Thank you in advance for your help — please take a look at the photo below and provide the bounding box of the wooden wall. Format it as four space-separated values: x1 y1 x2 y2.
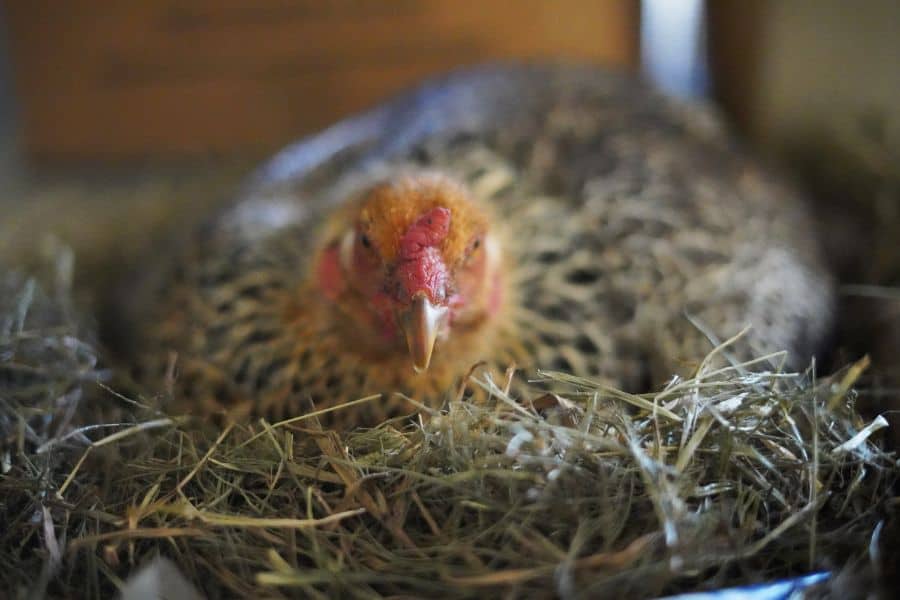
3 1 638 161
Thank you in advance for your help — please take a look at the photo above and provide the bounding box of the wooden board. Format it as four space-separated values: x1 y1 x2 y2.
4 0 638 161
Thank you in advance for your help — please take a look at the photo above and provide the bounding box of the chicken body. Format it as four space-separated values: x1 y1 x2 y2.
130 64 834 421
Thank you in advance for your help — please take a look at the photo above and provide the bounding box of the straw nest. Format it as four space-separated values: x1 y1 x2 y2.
1 252 898 599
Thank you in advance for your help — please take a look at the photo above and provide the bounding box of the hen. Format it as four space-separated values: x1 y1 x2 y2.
126 64 834 422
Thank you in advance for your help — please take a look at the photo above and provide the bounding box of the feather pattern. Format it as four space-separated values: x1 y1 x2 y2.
129 64 834 423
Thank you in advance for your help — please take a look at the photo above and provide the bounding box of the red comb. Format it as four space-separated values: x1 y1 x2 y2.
399 207 451 260
396 207 451 302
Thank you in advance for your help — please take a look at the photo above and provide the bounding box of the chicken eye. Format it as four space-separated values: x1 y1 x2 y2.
360 234 372 249
462 237 483 267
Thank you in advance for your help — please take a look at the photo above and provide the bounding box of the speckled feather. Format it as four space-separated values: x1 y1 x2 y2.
129 64 835 423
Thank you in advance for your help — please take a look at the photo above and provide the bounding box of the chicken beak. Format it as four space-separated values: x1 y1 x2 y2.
400 294 448 373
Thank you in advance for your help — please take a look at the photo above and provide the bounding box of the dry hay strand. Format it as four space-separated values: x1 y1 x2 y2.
1 255 898 599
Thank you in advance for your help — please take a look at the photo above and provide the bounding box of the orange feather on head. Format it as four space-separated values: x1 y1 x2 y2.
357 173 489 267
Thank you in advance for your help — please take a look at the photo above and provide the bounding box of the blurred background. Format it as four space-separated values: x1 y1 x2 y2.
0 0 897 369
0 1 895 164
